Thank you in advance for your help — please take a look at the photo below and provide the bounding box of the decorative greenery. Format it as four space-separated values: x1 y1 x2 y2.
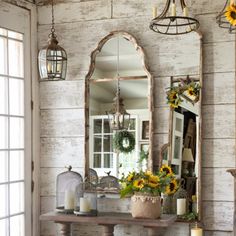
113 131 135 154
166 78 201 109
138 150 149 164
178 212 198 221
119 165 178 198
225 4 236 26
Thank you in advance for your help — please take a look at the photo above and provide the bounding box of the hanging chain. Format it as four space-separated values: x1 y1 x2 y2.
116 36 120 113
50 0 55 35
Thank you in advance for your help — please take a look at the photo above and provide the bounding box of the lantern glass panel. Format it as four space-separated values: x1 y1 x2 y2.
38 49 47 79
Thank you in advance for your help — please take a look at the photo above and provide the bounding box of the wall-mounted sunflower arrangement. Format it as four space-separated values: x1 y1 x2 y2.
225 3 236 26
166 78 201 109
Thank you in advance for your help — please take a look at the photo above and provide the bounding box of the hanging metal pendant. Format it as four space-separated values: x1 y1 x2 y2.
38 0 67 81
216 0 236 33
150 0 200 35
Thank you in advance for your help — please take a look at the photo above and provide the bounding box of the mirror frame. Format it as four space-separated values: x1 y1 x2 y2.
167 31 203 220
84 30 154 178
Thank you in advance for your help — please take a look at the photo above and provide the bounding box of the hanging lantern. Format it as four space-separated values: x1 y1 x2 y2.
106 36 131 131
106 94 131 131
216 0 236 33
38 0 67 81
150 0 200 35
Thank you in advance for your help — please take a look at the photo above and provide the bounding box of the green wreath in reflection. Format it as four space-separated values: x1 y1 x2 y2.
113 131 135 154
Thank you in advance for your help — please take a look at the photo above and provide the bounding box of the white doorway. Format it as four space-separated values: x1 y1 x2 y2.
0 2 32 236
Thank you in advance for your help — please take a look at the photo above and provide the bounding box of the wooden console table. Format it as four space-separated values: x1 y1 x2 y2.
40 212 176 236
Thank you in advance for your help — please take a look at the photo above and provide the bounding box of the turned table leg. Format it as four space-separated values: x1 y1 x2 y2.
99 224 115 236
57 222 71 236
146 227 166 236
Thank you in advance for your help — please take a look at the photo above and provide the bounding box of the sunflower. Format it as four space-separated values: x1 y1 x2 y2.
168 99 181 109
165 179 178 195
148 175 160 188
186 86 195 97
145 170 152 177
127 173 134 182
225 4 236 26
160 165 173 176
168 90 178 101
133 179 144 189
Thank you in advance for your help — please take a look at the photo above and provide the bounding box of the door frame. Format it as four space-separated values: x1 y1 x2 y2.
0 1 39 236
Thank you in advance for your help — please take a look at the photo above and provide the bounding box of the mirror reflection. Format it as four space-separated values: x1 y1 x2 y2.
87 33 152 178
161 75 202 220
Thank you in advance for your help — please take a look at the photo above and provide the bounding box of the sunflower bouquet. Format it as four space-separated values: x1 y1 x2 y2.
166 79 201 109
120 165 178 198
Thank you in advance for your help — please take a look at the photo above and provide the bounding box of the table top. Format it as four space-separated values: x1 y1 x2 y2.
40 212 176 228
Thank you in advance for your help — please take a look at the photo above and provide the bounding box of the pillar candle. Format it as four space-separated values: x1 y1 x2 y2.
171 3 176 17
47 62 52 73
152 7 157 18
64 190 75 210
191 227 203 236
177 198 186 215
183 7 188 17
80 197 91 212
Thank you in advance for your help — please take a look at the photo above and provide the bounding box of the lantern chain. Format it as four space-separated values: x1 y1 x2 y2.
50 0 56 35
116 36 120 112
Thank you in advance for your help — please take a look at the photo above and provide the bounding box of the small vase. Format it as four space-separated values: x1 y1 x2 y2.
131 194 161 219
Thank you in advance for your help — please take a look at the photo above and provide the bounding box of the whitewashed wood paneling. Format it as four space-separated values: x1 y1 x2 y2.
202 104 235 139
202 139 235 168
202 168 234 201
197 14 234 44
203 41 235 74
203 72 235 105
40 109 84 137
112 0 225 18
38 18 200 80
38 0 111 25
202 201 234 231
40 137 84 168
40 80 84 109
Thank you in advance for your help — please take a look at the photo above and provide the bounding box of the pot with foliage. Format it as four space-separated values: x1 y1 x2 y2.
120 165 177 219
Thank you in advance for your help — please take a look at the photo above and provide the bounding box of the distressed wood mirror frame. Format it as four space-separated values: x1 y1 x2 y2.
165 31 203 221
84 31 154 178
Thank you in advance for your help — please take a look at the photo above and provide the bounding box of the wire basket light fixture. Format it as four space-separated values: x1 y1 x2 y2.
216 0 236 33
150 0 200 35
38 0 67 81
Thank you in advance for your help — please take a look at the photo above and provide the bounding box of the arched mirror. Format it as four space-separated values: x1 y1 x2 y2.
85 31 153 179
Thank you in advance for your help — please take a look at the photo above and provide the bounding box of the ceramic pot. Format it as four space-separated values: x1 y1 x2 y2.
131 194 161 219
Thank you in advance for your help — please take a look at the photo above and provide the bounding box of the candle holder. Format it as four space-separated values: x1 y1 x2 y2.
74 181 98 216
190 222 204 236
55 166 83 214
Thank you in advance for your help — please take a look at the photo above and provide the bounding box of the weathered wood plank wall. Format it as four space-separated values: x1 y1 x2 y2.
37 0 236 235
